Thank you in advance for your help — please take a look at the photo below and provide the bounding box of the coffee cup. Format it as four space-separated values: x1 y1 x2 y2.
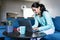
17 26 26 34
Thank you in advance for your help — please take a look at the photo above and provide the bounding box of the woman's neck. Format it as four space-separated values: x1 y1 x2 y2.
38 13 41 17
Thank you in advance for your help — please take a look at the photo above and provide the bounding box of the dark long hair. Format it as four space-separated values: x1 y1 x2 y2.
31 2 47 16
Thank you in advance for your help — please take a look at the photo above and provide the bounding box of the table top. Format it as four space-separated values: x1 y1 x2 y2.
3 31 46 38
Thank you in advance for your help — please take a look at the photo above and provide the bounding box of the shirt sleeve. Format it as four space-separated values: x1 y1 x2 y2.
38 11 55 31
32 17 38 28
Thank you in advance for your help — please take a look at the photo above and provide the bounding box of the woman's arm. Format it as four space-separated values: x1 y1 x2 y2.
32 17 38 29
38 11 55 31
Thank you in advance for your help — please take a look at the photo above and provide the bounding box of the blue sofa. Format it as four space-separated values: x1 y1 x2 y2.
0 26 6 40
22 17 60 40
44 16 60 40
0 16 60 40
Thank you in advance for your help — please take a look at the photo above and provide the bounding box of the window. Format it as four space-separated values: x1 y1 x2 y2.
23 8 34 18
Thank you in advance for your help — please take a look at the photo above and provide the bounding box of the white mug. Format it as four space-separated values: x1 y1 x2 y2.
17 26 26 34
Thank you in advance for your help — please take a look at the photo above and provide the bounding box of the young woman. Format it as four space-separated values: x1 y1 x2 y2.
31 2 55 35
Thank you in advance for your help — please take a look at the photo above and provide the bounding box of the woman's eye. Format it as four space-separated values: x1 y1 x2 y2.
33 9 36 11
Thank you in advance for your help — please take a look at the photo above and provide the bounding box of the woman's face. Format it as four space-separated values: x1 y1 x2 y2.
32 7 41 15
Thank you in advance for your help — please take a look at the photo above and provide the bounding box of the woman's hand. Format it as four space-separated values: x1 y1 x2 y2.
33 27 39 31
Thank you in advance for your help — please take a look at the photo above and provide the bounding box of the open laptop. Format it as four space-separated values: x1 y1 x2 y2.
18 19 33 35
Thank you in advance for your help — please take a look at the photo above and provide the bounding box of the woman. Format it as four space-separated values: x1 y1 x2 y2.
31 2 55 35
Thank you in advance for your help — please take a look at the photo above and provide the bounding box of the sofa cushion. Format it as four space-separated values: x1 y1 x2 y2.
7 18 19 28
12 19 19 28
53 17 60 31
52 32 60 40
44 32 60 40
0 26 6 29
16 17 24 21
0 26 6 37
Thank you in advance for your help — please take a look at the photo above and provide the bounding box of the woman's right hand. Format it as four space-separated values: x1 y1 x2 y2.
33 27 39 31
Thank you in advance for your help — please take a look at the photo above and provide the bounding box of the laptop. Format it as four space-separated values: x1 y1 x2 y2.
18 19 33 35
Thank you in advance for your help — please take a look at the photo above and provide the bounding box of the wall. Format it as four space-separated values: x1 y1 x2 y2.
1 0 33 21
40 0 60 18
0 7 1 20
0 0 2 21
0 1 1 6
